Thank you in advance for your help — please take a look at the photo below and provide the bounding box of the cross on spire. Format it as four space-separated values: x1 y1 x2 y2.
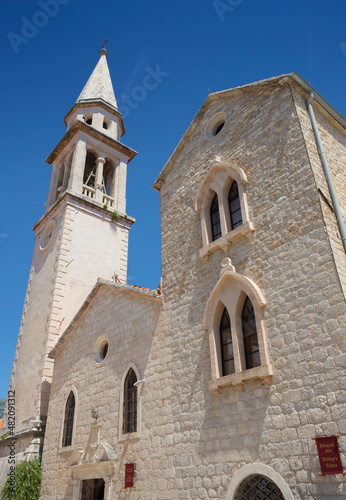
100 38 109 50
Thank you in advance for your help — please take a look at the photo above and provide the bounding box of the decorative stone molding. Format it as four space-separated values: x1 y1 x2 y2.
225 463 295 500
204 261 272 390
195 162 254 261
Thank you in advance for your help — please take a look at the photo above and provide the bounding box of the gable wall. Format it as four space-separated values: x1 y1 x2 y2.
40 285 167 498
158 82 346 499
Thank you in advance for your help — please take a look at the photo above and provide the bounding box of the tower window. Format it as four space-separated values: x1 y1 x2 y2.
123 369 137 434
242 297 260 369
103 160 114 196
62 391 75 447
83 151 97 188
85 113 93 125
103 117 111 130
228 181 242 230
210 193 221 241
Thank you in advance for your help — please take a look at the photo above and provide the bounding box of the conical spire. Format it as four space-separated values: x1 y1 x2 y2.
77 48 118 109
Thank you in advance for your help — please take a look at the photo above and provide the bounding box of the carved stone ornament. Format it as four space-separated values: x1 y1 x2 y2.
220 257 236 276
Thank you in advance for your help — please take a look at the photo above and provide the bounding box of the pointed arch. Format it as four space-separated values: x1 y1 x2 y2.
61 386 78 448
228 180 242 229
241 296 260 369
195 162 248 213
118 362 142 440
210 193 222 241
194 162 253 260
204 264 272 390
123 368 137 434
220 307 235 376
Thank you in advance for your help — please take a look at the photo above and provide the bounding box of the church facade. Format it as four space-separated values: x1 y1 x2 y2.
2 49 346 499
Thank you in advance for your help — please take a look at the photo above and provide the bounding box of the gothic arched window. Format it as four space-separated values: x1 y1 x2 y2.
123 369 137 434
210 193 221 241
228 181 242 230
62 391 75 447
242 297 260 369
220 308 235 376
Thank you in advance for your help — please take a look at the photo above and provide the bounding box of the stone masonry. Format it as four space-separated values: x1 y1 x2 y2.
39 72 346 499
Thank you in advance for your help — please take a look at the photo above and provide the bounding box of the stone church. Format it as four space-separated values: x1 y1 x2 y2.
1 47 346 499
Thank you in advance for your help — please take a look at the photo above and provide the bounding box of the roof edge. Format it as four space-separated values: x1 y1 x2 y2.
45 121 137 165
49 279 162 359
153 72 346 191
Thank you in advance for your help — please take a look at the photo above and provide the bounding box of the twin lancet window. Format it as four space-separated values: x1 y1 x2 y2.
205 258 273 390
195 163 254 260
210 181 243 242
220 296 260 377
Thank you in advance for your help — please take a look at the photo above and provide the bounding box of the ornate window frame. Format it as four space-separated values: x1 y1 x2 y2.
195 161 254 261
204 258 273 391
118 362 142 442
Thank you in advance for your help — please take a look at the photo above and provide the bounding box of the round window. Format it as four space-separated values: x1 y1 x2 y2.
40 219 56 251
206 112 226 138
93 336 109 365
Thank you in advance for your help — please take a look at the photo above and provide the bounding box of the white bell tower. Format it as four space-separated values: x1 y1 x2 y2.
5 48 137 437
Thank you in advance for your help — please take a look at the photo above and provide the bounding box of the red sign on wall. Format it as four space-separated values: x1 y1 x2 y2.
314 436 344 475
124 463 135 488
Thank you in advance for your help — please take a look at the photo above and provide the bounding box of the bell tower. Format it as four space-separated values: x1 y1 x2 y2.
5 48 137 437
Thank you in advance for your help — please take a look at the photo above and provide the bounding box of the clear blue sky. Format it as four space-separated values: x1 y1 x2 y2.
1 0 346 398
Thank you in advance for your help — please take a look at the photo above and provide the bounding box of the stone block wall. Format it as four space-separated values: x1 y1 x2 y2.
291 83 346 297
40 78 346 500
157 80 346 499
40 283 164 499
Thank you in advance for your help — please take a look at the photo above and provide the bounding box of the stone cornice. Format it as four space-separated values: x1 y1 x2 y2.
45 120 137 165
32 191 135 232
0 428 44 446
64 99 125 137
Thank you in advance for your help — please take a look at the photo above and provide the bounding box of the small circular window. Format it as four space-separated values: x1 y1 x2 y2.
40 219 56 251
206 112 226 138
93 336 109 365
